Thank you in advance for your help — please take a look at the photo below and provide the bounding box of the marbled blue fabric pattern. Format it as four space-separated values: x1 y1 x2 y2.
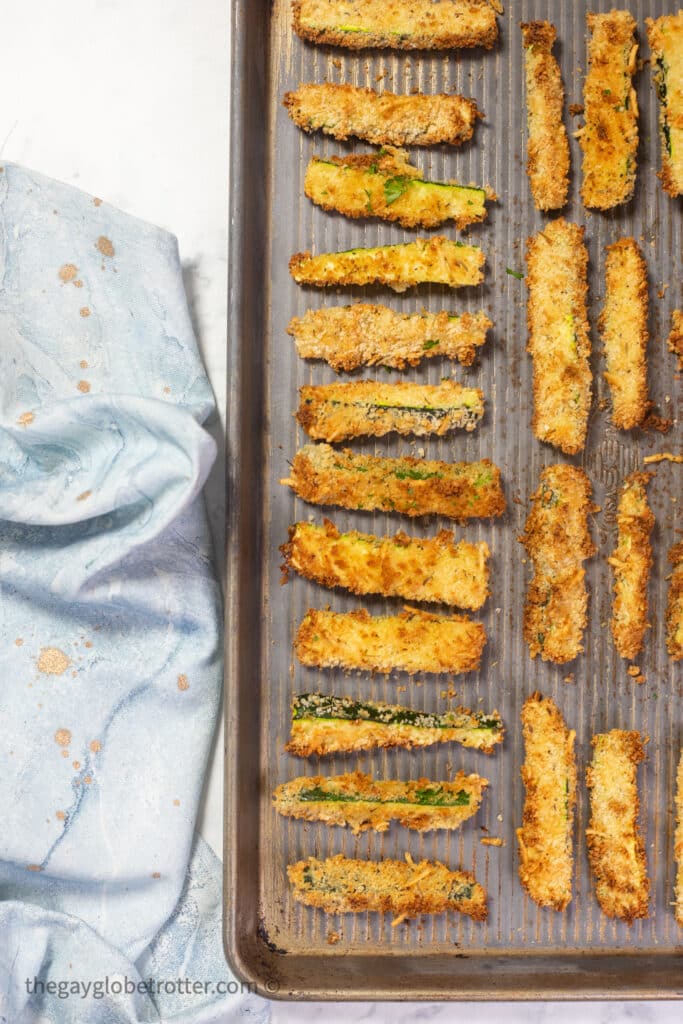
0 163 267 1023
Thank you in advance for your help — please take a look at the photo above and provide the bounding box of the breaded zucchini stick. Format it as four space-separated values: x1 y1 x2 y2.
517 693 577 911
296 380 484 441
288 304 491 371
668 310 683 369
273 770 488 834
521 464 596 664
286 692 504 757
666 542 683 661
290 237 485 292
609 472 654 661
647 14 683 198
600 238 649 430
675 751 683 926
281 521 490 610
526 218 591 455
288 854 488 923
586 730 650 923
295 606 485 675
283 83 481 148
292 0 499 52
521 21 570 212
579 11 638 210
305 150 492 231
281 444 506 520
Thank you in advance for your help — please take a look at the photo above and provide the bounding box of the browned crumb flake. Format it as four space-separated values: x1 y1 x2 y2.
667 542 683 661
291 0 499 51
517 693 576 911
97 236 115 258
521 21 570 211
586 730 649 922
77 381 91 393
37 648 71 676
480 837 505 847
284 82 481 147
17 412 34 427
177 674 190 691
526 219 591 455
58 263 78 283
521 464 596 664
579 11 639 210
609 472 654 660
54 728 72 747
600 238 649 430
288 854 488 922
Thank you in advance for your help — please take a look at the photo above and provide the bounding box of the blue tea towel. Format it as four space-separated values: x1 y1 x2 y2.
0 163 269 1023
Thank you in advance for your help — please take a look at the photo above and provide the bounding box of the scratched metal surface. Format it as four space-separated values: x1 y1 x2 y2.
225 0 683 1000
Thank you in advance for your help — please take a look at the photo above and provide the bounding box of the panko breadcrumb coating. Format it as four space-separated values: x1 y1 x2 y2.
283 83 481 147
287 304 491 372
609 473 654 661
526 219 591 455
521 464 596 664
517 693 577 911
521 21 570 211
578 10 639 210
667 542 683 661
600 238 650 430
647 14 683 198
668 310 683 369
291 0 500 51
586 730 650 923
287 854 488 922
273 771 488 834
281 520 490 609
294 606 486 676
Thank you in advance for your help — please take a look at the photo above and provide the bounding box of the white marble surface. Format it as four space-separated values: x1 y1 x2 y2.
0 1 676 1019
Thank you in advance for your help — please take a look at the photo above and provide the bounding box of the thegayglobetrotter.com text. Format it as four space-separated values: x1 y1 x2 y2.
25 976 281 1000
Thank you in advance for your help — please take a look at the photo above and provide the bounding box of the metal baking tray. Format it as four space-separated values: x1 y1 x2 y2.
225 0 683 1000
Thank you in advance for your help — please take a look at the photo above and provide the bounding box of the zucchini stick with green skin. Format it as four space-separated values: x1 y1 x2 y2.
666 542 683 661
291 0 499 52
273 771 488 834
578 11 639 211
288 854 488 923
281 520 490 610
288 304 491 371
283 83 481 148
305 150 493 231
280 444 506 520
647 14 683 198
295 606 486 676
286 692 504 757
289 237 485 292
296 380 484 442
609 472 654 661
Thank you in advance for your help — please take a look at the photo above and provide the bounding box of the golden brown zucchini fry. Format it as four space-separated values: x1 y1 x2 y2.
281 520 490 610
292 0 499 51
280 443 505 520
296 380 484 441
600 238 649 430
290 237 485 292
609 472 654 661
586 730 650 923
273 770 488 834
521 21 570 212
666 541 683 661
647 14 683 198
668 310 683 369
578 11 638 210
288 304 491 371
286 692 505 757
283 83 481 147
517 693 577 911
521 464 596 664
295 606 485 675
526 218 591 455
675 751 683 926
304 150 492 231
288 853 488 923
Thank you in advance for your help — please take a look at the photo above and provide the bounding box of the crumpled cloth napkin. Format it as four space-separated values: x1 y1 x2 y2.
0 163 269 1024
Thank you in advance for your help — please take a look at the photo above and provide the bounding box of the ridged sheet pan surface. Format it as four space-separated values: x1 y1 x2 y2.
226 0 683 999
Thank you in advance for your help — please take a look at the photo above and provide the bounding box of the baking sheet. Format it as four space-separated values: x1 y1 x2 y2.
225 0 683 999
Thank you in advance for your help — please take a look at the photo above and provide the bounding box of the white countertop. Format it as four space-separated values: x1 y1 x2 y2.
0 1 676 1019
